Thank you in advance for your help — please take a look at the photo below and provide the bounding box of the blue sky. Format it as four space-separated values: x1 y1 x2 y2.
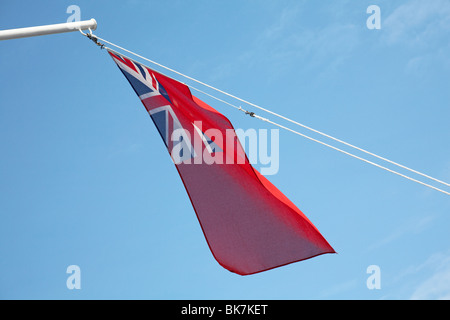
1 0 449 299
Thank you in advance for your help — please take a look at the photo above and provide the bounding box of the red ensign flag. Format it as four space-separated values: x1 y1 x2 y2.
108 49 335 275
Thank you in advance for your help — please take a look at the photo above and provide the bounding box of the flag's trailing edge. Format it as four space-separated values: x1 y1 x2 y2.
107 49 335 275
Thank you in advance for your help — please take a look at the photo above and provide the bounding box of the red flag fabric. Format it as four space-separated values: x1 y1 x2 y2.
108 49 335 275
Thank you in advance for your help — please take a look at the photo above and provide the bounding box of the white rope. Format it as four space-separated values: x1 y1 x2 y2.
257 117 450 196
188 86 450 196
88 33 450 196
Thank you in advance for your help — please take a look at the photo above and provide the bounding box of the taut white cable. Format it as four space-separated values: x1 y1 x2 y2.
188 86 450 196
87 33 450 195
257 116 450 196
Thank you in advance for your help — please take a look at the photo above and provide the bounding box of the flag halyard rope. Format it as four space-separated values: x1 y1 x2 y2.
82 31 450 196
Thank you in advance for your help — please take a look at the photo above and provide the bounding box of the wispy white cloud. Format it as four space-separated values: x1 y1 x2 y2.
241 3 360 79
206 1 450 82
383 0 450 74
383 0 450 45
367 215 435 251
261 5 301 40
388 250 450 299
408 251 450 300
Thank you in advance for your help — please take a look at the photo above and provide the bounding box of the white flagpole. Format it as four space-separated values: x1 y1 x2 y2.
0 19 97 41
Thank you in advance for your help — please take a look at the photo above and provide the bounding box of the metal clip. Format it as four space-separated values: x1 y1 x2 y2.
79 28 104 49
